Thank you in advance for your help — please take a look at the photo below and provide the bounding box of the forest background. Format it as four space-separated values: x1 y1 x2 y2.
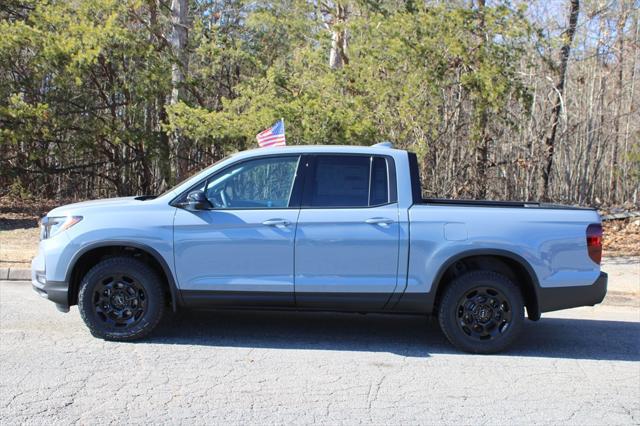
1 0 638 206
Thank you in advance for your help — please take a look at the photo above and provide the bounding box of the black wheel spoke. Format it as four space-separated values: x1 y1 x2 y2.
455 285 514 342
92 273 147 328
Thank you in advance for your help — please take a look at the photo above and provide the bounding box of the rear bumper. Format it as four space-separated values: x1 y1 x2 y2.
538 272 608 313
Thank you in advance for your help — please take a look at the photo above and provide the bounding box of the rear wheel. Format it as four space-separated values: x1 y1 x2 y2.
438 271 524 354
78 257 165 341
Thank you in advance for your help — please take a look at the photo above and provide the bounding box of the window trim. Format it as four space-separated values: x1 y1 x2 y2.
170 154 304 210
300 153 398 210
367 156 373 206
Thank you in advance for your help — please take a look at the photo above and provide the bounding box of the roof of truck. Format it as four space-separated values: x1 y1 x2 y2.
236 142 404 157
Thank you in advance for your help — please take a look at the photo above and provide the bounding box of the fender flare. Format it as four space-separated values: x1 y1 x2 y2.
65 240 181 311
430 248 542 320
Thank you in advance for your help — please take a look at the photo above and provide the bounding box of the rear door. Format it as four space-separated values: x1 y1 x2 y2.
294 154 400 310
173 154 302 307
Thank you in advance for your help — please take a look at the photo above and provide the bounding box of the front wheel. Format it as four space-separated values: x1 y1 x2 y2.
438 271 524 354
78 257 165 341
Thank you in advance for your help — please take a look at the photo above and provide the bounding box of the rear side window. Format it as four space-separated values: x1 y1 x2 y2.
304 155 391 208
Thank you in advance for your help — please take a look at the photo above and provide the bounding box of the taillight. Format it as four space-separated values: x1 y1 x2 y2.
586 224 603 264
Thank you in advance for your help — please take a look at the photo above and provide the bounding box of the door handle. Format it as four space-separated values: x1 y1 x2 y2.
262 218 290 227
365 217 394 226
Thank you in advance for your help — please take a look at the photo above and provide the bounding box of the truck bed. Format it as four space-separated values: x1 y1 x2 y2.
406 152 593 211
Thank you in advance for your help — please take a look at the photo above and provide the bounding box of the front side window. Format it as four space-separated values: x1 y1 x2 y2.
305 155 391 208
204 156 300 209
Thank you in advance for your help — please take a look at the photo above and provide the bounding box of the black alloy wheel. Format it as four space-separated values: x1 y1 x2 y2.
78 257 165 341
456 286 513 341
438 270 524 354
93 274 148 328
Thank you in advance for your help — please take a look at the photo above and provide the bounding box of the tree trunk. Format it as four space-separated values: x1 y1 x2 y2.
610 7 628 204
149 0 171 190
622 9 638 203
539 0 580 201
169 0 189 182
141 0 158 194
474 0 490 199
329 3 348 69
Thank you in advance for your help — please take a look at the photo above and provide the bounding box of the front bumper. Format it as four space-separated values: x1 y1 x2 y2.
538 272 608 313
32 263 70 312
31 236 74 312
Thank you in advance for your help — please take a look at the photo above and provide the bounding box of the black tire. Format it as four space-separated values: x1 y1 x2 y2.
438 271 524 354
78 257 165 341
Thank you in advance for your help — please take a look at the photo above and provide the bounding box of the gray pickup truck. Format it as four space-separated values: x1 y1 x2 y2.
32 143 607 353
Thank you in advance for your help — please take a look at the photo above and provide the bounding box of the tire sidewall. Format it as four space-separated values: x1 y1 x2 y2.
78 258 165 341
439 271 524 354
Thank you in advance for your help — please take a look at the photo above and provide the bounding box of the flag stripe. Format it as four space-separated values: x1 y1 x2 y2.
261 135 285 142
260 137 285 146
256 119 286 147
260 136 285 143
260 141 285 148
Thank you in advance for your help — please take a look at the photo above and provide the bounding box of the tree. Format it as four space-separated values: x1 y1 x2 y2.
169 0 190 184
539 0 579 201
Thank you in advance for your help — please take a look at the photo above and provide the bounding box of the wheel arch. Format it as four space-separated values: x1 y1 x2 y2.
66 241 181 311
431 249 541 321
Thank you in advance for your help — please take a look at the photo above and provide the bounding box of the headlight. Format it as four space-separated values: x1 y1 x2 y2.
40 216 83 240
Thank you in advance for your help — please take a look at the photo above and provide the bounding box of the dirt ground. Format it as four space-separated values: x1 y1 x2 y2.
0 197 62 267
602 218 640 256
1 196 639 267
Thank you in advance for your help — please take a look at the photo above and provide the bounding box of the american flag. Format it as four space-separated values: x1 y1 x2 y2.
256 119 286 147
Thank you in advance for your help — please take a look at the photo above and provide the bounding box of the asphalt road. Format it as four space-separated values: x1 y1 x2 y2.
1 281 639 425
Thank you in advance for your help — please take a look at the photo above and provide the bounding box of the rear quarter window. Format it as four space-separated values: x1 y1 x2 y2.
304 155 392 208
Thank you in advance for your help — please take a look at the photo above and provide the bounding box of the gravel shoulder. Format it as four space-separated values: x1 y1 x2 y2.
1 281 638 424
601 256 640 305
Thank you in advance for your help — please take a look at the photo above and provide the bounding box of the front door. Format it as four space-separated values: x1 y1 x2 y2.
173 155 302 307
294 154 400 310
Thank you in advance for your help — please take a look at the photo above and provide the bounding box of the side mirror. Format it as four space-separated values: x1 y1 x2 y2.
185 190 212 211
